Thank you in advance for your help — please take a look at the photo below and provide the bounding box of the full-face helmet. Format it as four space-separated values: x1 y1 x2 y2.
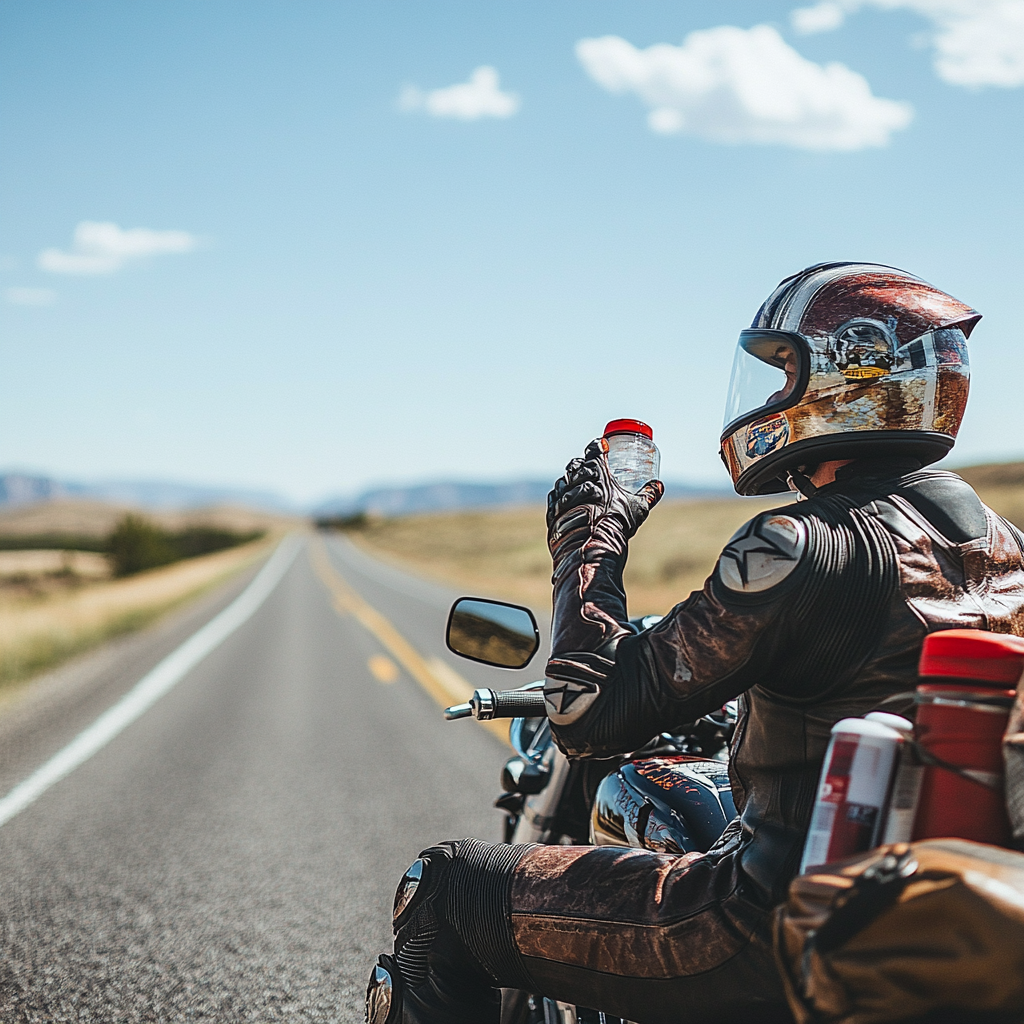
720 262 980 495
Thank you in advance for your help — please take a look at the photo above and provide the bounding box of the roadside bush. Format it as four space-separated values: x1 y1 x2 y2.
107 515 176 576
106 514 264 577
0 533 107 553
172 526 263 560
315 512 369 531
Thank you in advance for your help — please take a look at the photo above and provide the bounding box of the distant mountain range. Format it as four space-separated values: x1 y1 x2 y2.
0 471 734 518
0 473 294 513
1 461 1019 520
313 478 733 518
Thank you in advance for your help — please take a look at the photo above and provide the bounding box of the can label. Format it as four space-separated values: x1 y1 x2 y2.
881 753 924 844
801 733 899 872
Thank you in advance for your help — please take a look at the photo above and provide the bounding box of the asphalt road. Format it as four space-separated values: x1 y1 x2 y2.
0 534 538 1022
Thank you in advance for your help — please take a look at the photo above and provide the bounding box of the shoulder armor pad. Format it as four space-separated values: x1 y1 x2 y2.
718 514 807 593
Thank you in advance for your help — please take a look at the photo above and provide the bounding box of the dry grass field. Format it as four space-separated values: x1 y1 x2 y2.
956 461 1024 531
0 494 298 695
349 496 777 616
349 462 1024 618
0 534 278 692
0 549 109 580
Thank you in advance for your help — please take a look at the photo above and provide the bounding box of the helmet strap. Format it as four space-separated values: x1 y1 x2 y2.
787 468 819 498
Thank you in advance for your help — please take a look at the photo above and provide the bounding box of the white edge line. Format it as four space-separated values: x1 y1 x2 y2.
0 534 303 829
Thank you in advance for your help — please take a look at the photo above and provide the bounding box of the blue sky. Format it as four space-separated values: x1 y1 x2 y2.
1 0 1022 503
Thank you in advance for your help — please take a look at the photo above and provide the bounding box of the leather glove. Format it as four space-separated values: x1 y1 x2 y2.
547 439 664 563
543 440 663 733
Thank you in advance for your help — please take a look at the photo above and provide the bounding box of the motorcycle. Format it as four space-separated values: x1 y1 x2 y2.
442 597 738 1024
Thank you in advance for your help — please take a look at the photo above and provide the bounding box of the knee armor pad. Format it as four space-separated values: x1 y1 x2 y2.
366 840 525 1024
365 954 401 1024
393 845 457 986
393 857 424 924
365 847 454 1024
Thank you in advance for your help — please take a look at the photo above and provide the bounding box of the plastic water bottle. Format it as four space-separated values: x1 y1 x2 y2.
602 419 661 494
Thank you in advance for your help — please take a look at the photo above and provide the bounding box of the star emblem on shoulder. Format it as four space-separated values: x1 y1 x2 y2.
718 515 807 593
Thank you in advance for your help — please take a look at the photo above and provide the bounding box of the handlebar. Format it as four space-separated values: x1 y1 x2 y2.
444 686 548 722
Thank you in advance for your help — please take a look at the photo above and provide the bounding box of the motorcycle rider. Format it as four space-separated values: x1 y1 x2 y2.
366 262 1024 1024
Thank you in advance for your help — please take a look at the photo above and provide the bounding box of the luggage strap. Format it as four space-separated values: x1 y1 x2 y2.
908 740 1003 792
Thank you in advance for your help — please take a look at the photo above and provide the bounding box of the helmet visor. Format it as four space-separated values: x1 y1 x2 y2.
722 330 808 434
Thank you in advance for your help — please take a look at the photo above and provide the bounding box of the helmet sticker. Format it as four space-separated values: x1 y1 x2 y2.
745 414 790 458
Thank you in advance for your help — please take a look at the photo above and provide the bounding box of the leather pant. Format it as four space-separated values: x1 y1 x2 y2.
501 840 793 1024
374 834 795 1024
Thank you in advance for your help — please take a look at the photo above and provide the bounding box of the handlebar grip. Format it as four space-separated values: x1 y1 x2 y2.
487 688 548 719
443 686 548 722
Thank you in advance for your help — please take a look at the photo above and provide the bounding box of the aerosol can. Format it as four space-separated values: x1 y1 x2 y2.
800 717 903 872
866 712 921 844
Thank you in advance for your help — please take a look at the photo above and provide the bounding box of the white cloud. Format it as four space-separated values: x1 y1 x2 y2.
575 25 913 150
792 2 850 32
5 287 57 306
792 1 1024 87
397 66 520 120
38 221 198 275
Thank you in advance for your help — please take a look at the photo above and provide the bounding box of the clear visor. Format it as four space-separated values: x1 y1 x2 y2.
723 331 805 431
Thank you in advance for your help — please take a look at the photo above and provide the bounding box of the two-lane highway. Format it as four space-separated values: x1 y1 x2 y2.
0 534 537 1021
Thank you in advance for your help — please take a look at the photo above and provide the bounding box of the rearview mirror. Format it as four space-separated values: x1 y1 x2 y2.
446 597 540 669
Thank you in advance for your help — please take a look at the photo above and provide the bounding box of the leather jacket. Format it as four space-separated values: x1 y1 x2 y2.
544 460 1024 897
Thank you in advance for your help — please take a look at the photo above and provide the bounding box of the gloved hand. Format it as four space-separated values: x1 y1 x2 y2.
543 440 663 733
547 439 664 561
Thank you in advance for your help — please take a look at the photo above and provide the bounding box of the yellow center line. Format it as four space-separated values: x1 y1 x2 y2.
309 536 510 746
367 654 400 684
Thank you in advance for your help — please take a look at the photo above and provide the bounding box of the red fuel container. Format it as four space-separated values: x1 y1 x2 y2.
912 630 1024 846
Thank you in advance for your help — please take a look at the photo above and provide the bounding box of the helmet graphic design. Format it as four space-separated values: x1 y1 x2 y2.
720 262 980 495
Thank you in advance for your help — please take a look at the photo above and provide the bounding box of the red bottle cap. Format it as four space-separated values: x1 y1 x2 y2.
919 629 1024 684
603 418 653 439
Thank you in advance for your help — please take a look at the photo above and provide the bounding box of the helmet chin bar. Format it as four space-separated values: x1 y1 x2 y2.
734 430 955 497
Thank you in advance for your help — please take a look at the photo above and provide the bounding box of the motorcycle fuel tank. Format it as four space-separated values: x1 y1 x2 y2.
591 755 736 854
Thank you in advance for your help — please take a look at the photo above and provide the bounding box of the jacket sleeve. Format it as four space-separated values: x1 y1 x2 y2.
545 510 811 758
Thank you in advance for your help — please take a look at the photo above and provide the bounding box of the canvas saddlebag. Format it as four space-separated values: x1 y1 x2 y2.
773 839 1024 1024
